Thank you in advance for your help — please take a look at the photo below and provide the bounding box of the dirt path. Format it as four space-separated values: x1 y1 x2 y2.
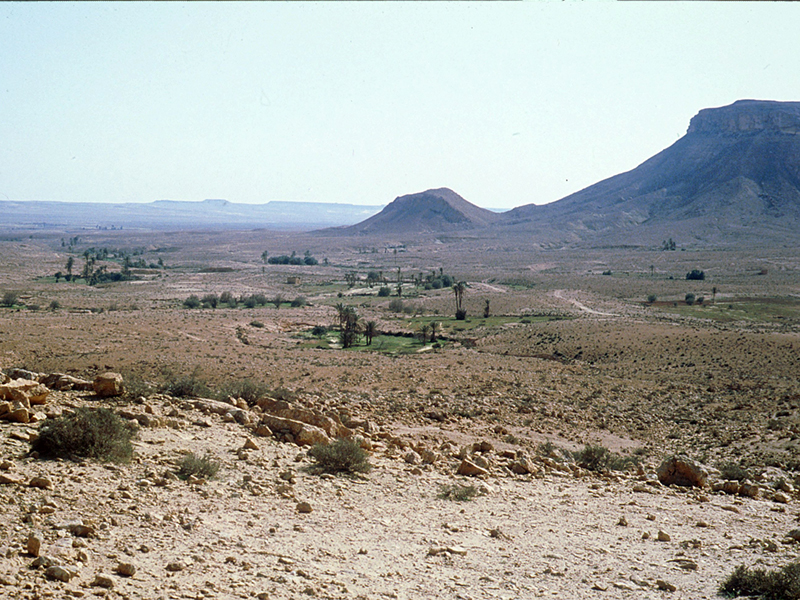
553 290 618 317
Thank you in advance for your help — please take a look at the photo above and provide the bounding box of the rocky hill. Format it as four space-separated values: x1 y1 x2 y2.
323 188 501 236
499 100 800 246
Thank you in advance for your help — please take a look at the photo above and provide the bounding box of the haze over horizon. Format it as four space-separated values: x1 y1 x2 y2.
2 3 800 210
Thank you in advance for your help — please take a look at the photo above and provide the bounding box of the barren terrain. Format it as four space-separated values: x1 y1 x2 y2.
1 228 800 599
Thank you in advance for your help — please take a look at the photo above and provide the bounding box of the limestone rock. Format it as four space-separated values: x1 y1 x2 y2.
656 456 709 488
297 501 313 514
93 372 124 397
29 476 52 489
6 368 39 381
41 373 93 392
0 379 49 405
657 530 671 542
261 414 330 446
457 459 489 477
165 561 185 572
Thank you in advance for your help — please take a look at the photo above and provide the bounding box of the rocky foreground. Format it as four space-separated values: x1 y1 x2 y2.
2 370 800 600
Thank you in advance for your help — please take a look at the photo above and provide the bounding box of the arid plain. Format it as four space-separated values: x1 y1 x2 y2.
1 227 800 599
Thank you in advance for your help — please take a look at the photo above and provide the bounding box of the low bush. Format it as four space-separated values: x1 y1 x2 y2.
291 296 306 308
217 379 270 405
161 372 212 398
718 461 751 482
647 294 657 303
250 320 265 328
32 408 135 463
720 562 800 599
455 309 467 320
377 286 391 297
388 298 404 312
686 269 705 281
308 438 371 474
1 291 19 307
438 483 479 502
177 452 220 480
311 325 328 337
573 444 633 472
183 295 201 309
685 293 696 306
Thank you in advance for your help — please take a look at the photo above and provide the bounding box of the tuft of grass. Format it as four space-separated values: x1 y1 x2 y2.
720 562 800 599
32 408 135 463
438 483 479 502
177 452 220 480
308 438 371 475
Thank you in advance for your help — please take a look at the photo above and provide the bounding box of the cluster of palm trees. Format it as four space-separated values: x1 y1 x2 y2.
334 303 377 348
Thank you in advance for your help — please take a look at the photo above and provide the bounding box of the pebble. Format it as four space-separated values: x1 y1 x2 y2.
92 574 115 589
26 533 42 557
297 502 313 514
657 530 671 542
656 579 677 592
29 476 53 489
116 562 136 577
166 561 185 572
45 565 73 582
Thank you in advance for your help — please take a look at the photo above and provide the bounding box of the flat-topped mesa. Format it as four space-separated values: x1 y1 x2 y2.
688 99 800 135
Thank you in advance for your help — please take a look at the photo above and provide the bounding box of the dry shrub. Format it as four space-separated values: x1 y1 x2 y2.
438 483 479 502
32 408 134 463
177 452 220 480
720 562 800 599
308 438 371 474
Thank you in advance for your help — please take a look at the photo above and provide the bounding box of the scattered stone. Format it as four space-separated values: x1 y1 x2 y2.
656 579 677 592
115 562 136 577
786 529 800 542
29 477 53 489
45 565 73 582
91 574 115 589
297 501 313 514
243 438 260 451
165 561 185 572
617 516 628 526
255 424 273 437
404 451 421 465
0 474 22 485
657 530 671 542
642 531 650 540
93 372 124 398
26 533 42 557
772 492 791 504
656 456 710 488
668 558 698 570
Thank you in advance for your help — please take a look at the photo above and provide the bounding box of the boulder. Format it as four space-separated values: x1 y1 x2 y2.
260 414 330 446
6 368 39 381
0 379 49 405
457 458 489 477
41 373 93 391
656 456 710 488
93 372 124 397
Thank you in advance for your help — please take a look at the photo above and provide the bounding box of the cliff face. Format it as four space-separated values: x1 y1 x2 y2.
501 100 800 246
687 100 800 135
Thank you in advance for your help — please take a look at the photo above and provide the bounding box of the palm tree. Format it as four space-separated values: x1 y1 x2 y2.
419 324 430 344
453 281 466 319
429 321 438 342
364 321 377 346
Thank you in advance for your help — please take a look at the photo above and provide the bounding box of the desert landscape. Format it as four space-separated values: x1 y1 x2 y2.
1 216 799 600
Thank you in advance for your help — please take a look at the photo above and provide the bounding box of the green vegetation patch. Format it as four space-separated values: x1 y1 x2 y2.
438 483 480 502
177 452 221 480
32 407 135 463
659 297 800 324
308 438 372 475
720 562 800 599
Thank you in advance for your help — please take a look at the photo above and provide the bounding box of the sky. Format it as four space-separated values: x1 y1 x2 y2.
2 2 800 210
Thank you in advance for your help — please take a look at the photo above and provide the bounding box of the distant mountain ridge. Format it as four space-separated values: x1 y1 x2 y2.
0 199 384 231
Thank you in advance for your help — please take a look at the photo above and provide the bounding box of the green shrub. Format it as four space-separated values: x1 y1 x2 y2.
1 291 18 307
718 461 751 481
183 295 201 309
308 438 371 474
455 309 467 320
573 444 633 472
388 298 404 312
647 294 657 303
49 300 61 311
177 452 220 480
685 293 696 306
217 379 270 405
32 408 135 463
438 483 479 502
291 296 306 308
686 269 705 281
161 373 212 398
201 293 219 308
377 286 391 297
311 325 328 337
720 562 800 599
250 320 265 328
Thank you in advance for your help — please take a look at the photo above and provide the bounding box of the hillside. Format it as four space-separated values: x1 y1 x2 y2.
323 188 501 236
500 100 800 246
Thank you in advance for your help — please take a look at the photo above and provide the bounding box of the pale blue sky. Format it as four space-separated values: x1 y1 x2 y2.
2 2 799 209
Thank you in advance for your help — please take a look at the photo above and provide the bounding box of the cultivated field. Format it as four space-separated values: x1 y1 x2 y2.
1 227 799 599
